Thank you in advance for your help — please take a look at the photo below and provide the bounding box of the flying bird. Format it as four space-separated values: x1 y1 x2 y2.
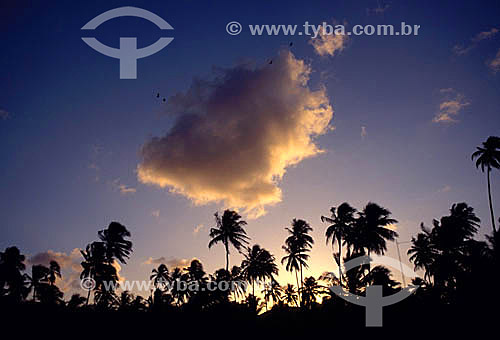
289 42 293 47
268 59 273 64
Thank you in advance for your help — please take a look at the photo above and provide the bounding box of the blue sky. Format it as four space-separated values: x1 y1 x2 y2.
1 0 500 295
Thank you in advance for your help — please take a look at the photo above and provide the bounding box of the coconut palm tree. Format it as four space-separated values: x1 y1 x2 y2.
354 203 398 256
321 203 357 286
229 265 246 301
0 246 29 302
241 245 279 296
408 225 436 283
284 219 314 297
208 210 250 271
47 260 61 286
98 221 133 264
262 278 282 310
170 267 189 306
283 284 298 307
281 243 308 301
67 294 86 310
80 241 106 305
150 264 171 290
26 264 49 302
300 276 325 309
117 290 134 311
472 136 500 232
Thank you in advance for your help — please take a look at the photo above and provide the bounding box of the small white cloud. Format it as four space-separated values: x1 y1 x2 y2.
152 209 160 218
472 28 499 42
112 179 137 195
0 109 9 120
439 88 454 93
309 23 348 57
143 256 197 268
452 44 474 56
361 126 367 139
488 48 500 73
193 224 205 235
433 89 469 124
366 3 390 16
453 27 499 55
438 185 452 193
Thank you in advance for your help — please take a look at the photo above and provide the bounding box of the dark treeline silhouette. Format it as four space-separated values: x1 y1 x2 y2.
1 136 499 334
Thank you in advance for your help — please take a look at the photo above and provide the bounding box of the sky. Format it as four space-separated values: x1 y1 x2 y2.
1 0 500 297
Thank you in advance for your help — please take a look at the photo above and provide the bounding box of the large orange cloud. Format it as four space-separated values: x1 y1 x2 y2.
138 51 333 218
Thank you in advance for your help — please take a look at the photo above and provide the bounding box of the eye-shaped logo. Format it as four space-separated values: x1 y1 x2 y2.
81 7 174 79
329 255 419 327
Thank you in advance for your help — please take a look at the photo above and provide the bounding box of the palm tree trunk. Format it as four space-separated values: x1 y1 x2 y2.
300 264 303 307
225 242 229 271
85 270 92 306
295 271 300 307
338 238 343 287
487 168 497 233
86 286 91 306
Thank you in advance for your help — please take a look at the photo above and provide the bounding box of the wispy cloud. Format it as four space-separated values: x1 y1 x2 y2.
309 26 348 57
112 179 137 195
88 144 105 182
487 48 500 73
433 89 469 124
143 256 197 268
137 51 333 218
152 209 160 218
366 2 390 16
453 27 499 55
193 224 205 235
438 185 452 193
0 109 10 120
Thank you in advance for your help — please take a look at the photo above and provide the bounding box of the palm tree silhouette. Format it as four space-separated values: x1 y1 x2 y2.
117 290 134 311
229 265 246 301
47 260 61 286
321 203 357 287
300 276 325 309
150 264 171 291
352 202 398 257
67 293 86 310
208 210 250 271
408 202 482 300
26 264 49 302
283 218 313 303
262 278 282 310
281 243 308 302
283 283 298 307
408 225 436 284
241 245 279 295
0 246 29 303
98 221 133 264
80 222 132 307
80 241 106 305
169 267 190 306
472 136 500 232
